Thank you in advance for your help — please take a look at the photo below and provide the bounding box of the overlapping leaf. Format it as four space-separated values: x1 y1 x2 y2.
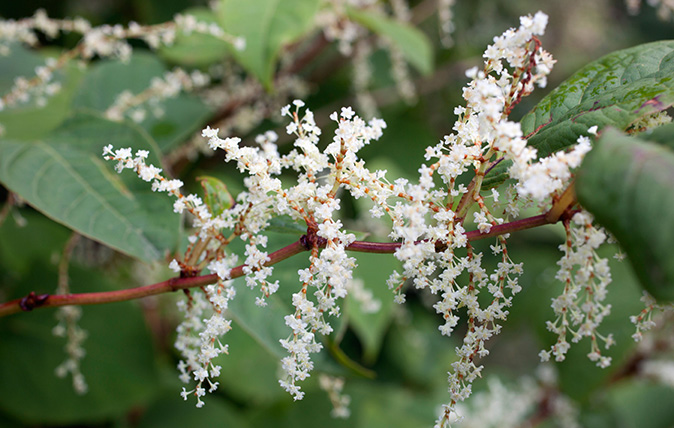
576 129 674 301
0 113 179 262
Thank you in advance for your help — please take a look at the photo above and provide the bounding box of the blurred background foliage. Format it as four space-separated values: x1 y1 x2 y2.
1 0 674 427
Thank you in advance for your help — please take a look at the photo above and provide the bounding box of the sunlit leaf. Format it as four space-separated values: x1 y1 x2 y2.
215 0 319 90
197 175 234 217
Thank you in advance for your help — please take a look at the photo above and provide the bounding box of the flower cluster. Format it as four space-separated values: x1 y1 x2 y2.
175 275 236 407
539 211 614 368
100 10 628 427
315 0 372 56
103 147 184 194
373 12 555 426
510 131 593 203
451 365 580 428
438 0 456 48
630 291 674 342
106 99 389 404
0 9 242 112
53 305 88 395
0 59 63 111
626 0 674 21
319 374 351 418
0 9 91 54
105 68 211 123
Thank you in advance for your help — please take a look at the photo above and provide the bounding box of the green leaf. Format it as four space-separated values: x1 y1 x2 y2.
606 380 674 428
0 265 160 424
0 113 179 262
197 175 234 217
0 210 71 277
523 40 674 155
215 0 320 90
384 304 459 390
138 390 249 428
486 40 674 188
158 8 233 67
576 129 674 301
353 382 436 428
266 214 307 235
227 282 290 360
72 52 212 153
347 8 433 76
0 45 85 140
215 312 289 403
346 251 398 363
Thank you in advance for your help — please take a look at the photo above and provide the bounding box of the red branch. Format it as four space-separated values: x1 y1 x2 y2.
0 208 570 318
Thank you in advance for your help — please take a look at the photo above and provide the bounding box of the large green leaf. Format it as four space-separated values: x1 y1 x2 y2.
347 8 433 76
384 304 459 390
485 40 674 188
0 265 160 424
0 45 85 140
73 52 212 153
215 0 319 90
576 129 674 301
0 113 179 262
227 280 291 360
214 312 288 404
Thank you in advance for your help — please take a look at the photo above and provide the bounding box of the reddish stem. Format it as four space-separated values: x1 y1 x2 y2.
0 241 305 317
0 208 568 317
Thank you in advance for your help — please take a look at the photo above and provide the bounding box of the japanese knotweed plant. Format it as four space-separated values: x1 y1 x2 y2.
96 12 663 424
2 6 674 428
